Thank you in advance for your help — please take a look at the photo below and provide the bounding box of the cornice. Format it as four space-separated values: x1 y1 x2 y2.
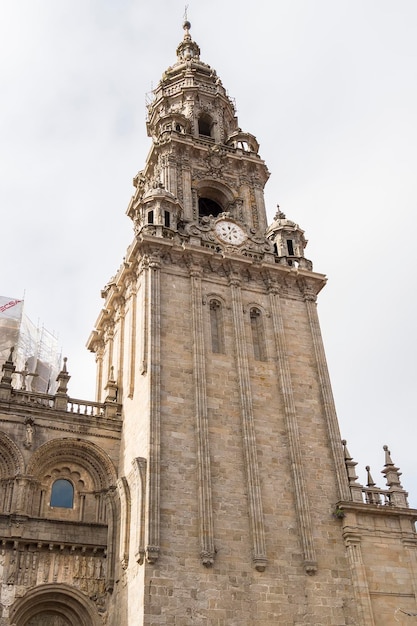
88 230 326 341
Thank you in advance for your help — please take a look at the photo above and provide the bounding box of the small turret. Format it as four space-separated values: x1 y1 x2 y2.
266 207 312 270
127 181 182 237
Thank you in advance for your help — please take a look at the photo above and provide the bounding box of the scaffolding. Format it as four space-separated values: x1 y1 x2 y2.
0 295 61 394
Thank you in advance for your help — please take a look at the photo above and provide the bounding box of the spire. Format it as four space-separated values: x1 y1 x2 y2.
176 15 200 62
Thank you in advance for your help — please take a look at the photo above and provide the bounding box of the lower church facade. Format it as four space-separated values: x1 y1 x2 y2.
0 21 416 626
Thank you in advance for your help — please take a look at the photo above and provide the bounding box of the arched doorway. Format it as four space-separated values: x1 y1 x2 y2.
10 584 100 626
27 614 71 625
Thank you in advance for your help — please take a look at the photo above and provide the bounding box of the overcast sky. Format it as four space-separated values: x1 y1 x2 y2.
2 1 416 506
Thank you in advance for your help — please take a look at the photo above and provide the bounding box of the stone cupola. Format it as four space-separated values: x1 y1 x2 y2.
146 20 239 147
266 206 312 269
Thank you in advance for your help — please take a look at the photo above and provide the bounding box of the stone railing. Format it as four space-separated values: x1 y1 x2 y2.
66 398 106 417
9 390 54 409
362 486 393 506
4 389 120 420
343 441 409 509
274 255 313 270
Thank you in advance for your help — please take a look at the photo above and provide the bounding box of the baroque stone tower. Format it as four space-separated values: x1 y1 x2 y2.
0 20 417 626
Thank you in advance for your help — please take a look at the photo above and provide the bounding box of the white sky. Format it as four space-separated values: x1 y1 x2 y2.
1 1 416 506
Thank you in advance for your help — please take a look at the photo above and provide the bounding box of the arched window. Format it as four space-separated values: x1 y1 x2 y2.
198 197 222 218
50 479 74 508
250 308 267 361
210 299 224 354
198 113 213 138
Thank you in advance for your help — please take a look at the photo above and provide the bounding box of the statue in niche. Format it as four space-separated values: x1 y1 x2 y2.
24 418 34 449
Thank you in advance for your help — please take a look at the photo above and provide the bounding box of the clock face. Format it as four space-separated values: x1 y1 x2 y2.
215 221 247 245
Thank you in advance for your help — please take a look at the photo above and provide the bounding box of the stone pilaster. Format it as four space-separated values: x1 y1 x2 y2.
126 280 137 398
132 457 147 565
268 281 317 574
139 258 149 376
301 282 351 501
146 253 161 564
115 297 126 398
105 487 117 592
116 477 131 570
343 527 375 626
229 270 267 571
189 263 215 566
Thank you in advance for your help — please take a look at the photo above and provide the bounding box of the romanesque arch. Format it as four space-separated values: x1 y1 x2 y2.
0 431 25 478
25 438 118 522
10 583 101 626
26 438 117 490
0 431 25 514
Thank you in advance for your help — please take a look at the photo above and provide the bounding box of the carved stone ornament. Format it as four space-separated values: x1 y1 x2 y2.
203 146 227 176
183 215 273 258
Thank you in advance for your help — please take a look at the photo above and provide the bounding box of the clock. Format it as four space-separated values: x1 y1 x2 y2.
214 220 247 245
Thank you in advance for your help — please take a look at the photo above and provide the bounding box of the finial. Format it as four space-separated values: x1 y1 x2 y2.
274 204 286 220
366 465 376 488
176 6 200 62
381 444 408 507
383 444 394 466
55 358 70 396
341 439 353 461
183 5 191 36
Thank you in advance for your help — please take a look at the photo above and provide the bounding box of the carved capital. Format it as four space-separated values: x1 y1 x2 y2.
146 545 160 564
304 560 318 575
200 550 215 567
253 555 268 572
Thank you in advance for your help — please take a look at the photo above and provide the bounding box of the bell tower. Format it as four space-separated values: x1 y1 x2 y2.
127 19 269 239
87 21 417 626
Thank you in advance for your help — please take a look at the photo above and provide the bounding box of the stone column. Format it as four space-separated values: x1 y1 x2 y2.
94 342 104 404
182 161 193 221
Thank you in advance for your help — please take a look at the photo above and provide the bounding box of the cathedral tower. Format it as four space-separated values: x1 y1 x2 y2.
86 21 417 625
0 20 416 626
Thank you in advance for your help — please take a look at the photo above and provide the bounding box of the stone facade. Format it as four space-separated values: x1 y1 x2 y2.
0 20 416 626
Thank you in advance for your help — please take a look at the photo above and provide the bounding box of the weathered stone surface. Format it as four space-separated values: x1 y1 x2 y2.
0 20 416 626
